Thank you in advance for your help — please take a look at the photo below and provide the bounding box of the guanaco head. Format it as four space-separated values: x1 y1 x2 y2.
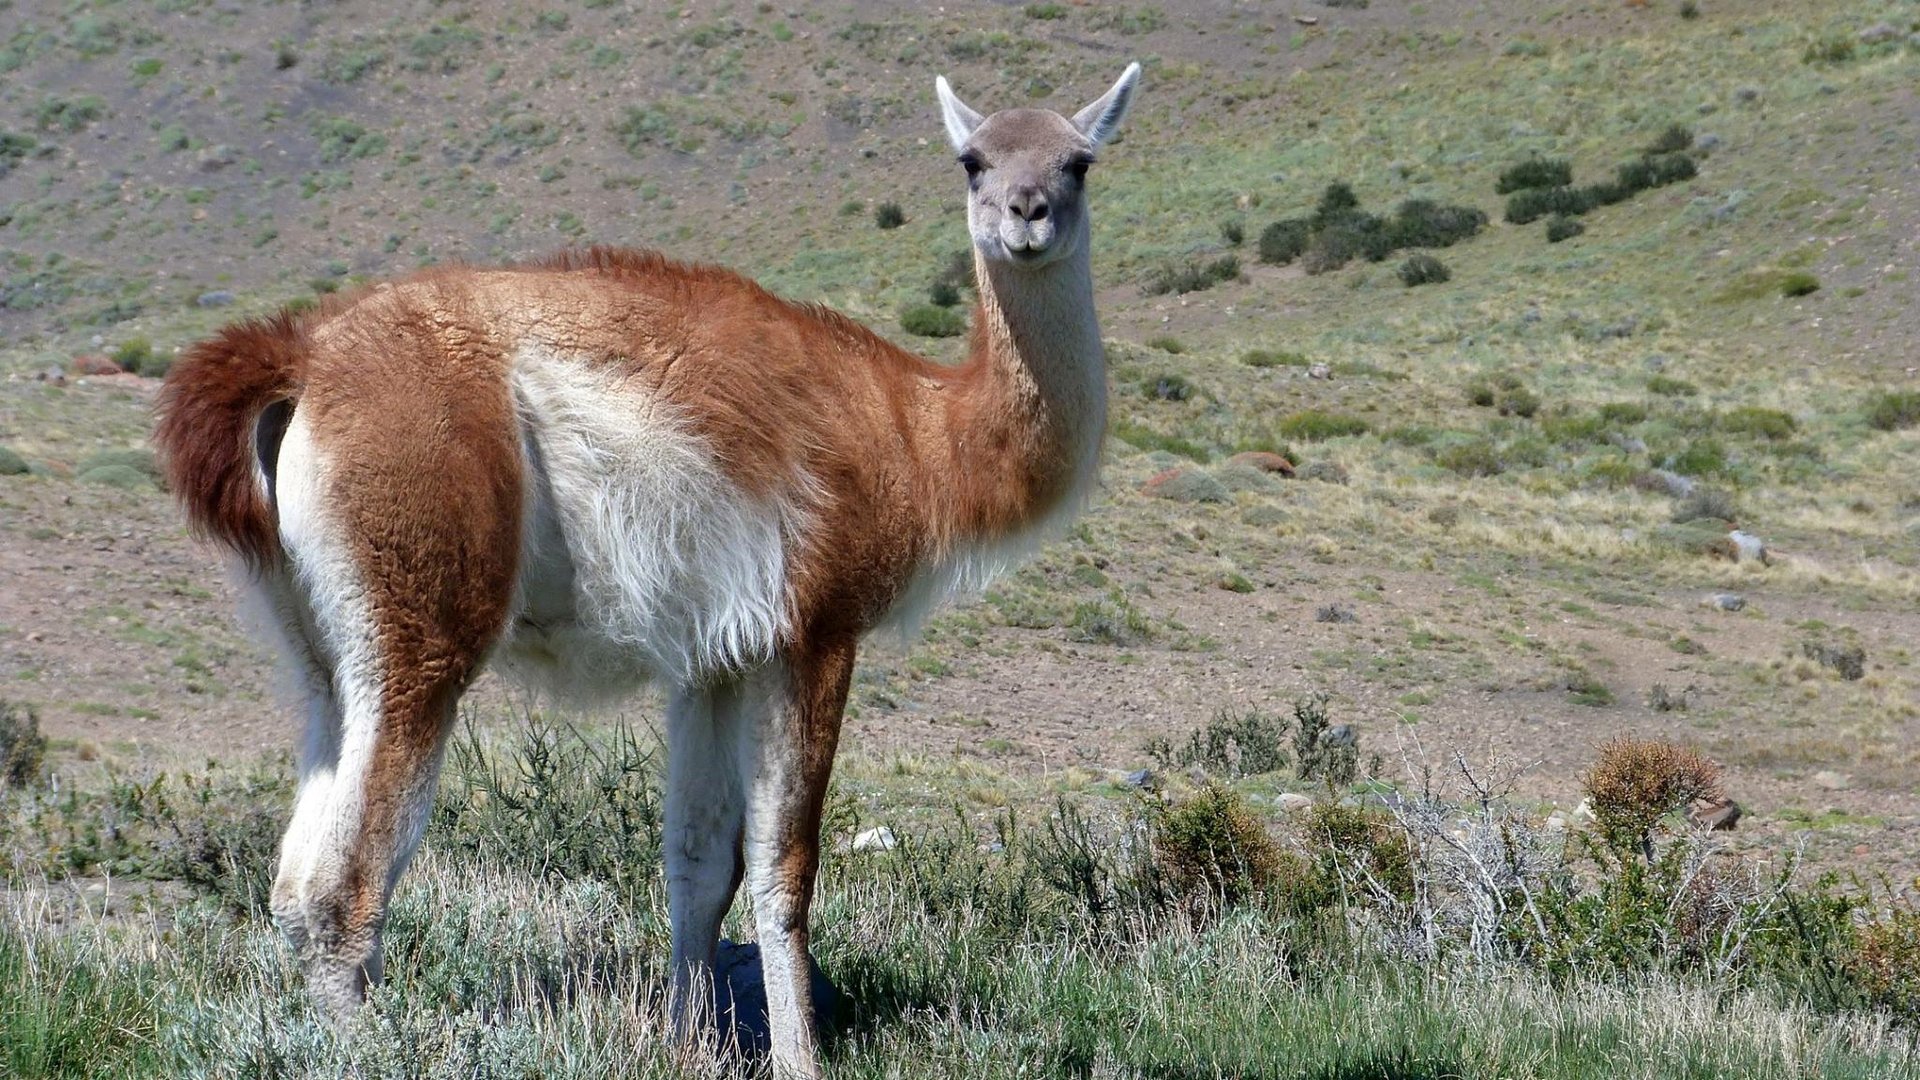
935 63 1140 270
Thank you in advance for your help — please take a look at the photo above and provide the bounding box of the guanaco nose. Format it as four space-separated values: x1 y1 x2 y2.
1008 186 1049 222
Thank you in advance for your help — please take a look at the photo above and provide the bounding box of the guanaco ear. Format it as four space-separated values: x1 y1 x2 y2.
935 75 984 152
1070 62 1142 148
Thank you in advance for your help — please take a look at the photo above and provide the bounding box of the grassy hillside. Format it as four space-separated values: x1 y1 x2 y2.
4 0 1920 1073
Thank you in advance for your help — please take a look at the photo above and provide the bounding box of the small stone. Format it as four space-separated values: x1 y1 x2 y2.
1277 793 1314 813
36 366 67 386
1227 451 1295 476
1734 86 1760 103
852 826 897 853
1121 768 1154 789
1710 592 1746 612
1692 132 1723 153
1812 770 1849 792
1307 363 1332 380
196 290 236 308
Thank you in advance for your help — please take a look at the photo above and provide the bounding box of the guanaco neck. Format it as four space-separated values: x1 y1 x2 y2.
944 240 1108 539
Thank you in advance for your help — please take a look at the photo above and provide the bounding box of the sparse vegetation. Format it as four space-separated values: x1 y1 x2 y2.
1866 390 1920 431
1141 255 1240 296
1397 253 1450 286
1276 410 1369 441
1496 157 1573 194
1544 214 1585 242
874 201 906 230
900 304 964 338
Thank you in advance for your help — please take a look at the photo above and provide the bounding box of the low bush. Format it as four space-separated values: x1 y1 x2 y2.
928 280 962 308
1241 348 1308 369
1152 785 1284 911
1496 157 1573 194
1145 335 1185 354
1672 486 1739 524
1147 707 1290 778
1277 410 1369 441
0 701 46 788
1141 373 1196 402
1257 218 1312 265
1866 390 1920 431
1142 255 1240 296
1647 374 1698 397
1433 437 1504 477
111 337 153 372
1464 372 1539 417
1582 736 1720 859
1722 406 1796 440
1779 271 1820 297
874 201 905 229
1218 219 1244 246
900 304 965 338
1397 253 1450 286
1545 214 1585 242
1644 124 1694 155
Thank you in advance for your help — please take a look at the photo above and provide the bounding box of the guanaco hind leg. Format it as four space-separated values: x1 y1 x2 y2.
265 389 519 1020
664 679 749 1042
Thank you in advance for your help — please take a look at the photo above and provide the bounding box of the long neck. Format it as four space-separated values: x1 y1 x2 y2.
948 242 1108 536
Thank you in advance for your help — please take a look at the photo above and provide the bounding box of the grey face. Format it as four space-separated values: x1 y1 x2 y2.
956 110 1096 268
935 64 1141 271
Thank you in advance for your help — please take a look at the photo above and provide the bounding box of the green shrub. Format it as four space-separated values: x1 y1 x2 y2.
1142 255 1240 296
1803 37 1856 64
1397 253 1450 286
1866 390 1920 431
1496 157 1573 194
1219 219 1245 246
1277 410 1368 441
0 700 46 787
1289 694 1358 789
1778 271 1820 297
1147 707 1290 779
1023 2 1068 18
1545 214 1585 242
1597 401 1648 425
1669 438 1727 476
1256 218 1311 264
34 95 106 134
1303 210 1391 273
1505 185 1589 225
1644 124 1694 155
0 131 37 177
928 280 962 308
111 338 151 372
79 448 159 482
874 201 906 229
1673 487 1738 524
1647 374 1698 397
1434 437 1504 477
1068 593 1156 645
900 304 964 337
1145 335 1185 354
1141 373 1196 402
1722 406 1796 440
1115 421 1210 461
1856 908 1920 1023
0 447 29 476
1241 348 1308 369
1386 199 1486 249
1313 181 1361 222
1152 786 1282 910
1465 373 1538 417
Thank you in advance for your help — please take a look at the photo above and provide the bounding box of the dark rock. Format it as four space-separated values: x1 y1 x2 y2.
1710 592 1746 612
35 366 67 386
196 290 236 308
1692 132 1723 153
712 939 841 1057
1315 603 1357 624
1122 768 1154 789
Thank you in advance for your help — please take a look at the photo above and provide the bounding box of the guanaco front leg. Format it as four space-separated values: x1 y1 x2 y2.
739 639 854 1079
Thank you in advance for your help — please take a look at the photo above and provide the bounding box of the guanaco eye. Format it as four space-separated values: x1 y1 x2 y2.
1066 156 1093 182
958 153 983 178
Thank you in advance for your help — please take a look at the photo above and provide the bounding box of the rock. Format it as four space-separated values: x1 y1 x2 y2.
0 447 28 476
1734 85 1760 103
1709 592 1746 612
1726 530 1768 564
72 354 122 376
1277 792 1314 813
197 144 237 171
1688 797 1741 831
1297 460 1349 485
1121 768 1154 790
35 366 67 386
1812 770 1849 792
1858 22 1901 44
712 939 841 1057
196 290 236 308
1228 451 1295 476
851 826 897 853
1544 813 1568 832
1141 466 1228 503
1307 363 1332 380
1692 132 1722 153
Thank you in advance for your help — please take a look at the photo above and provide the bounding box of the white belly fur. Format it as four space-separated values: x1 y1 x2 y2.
497 345 803 697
